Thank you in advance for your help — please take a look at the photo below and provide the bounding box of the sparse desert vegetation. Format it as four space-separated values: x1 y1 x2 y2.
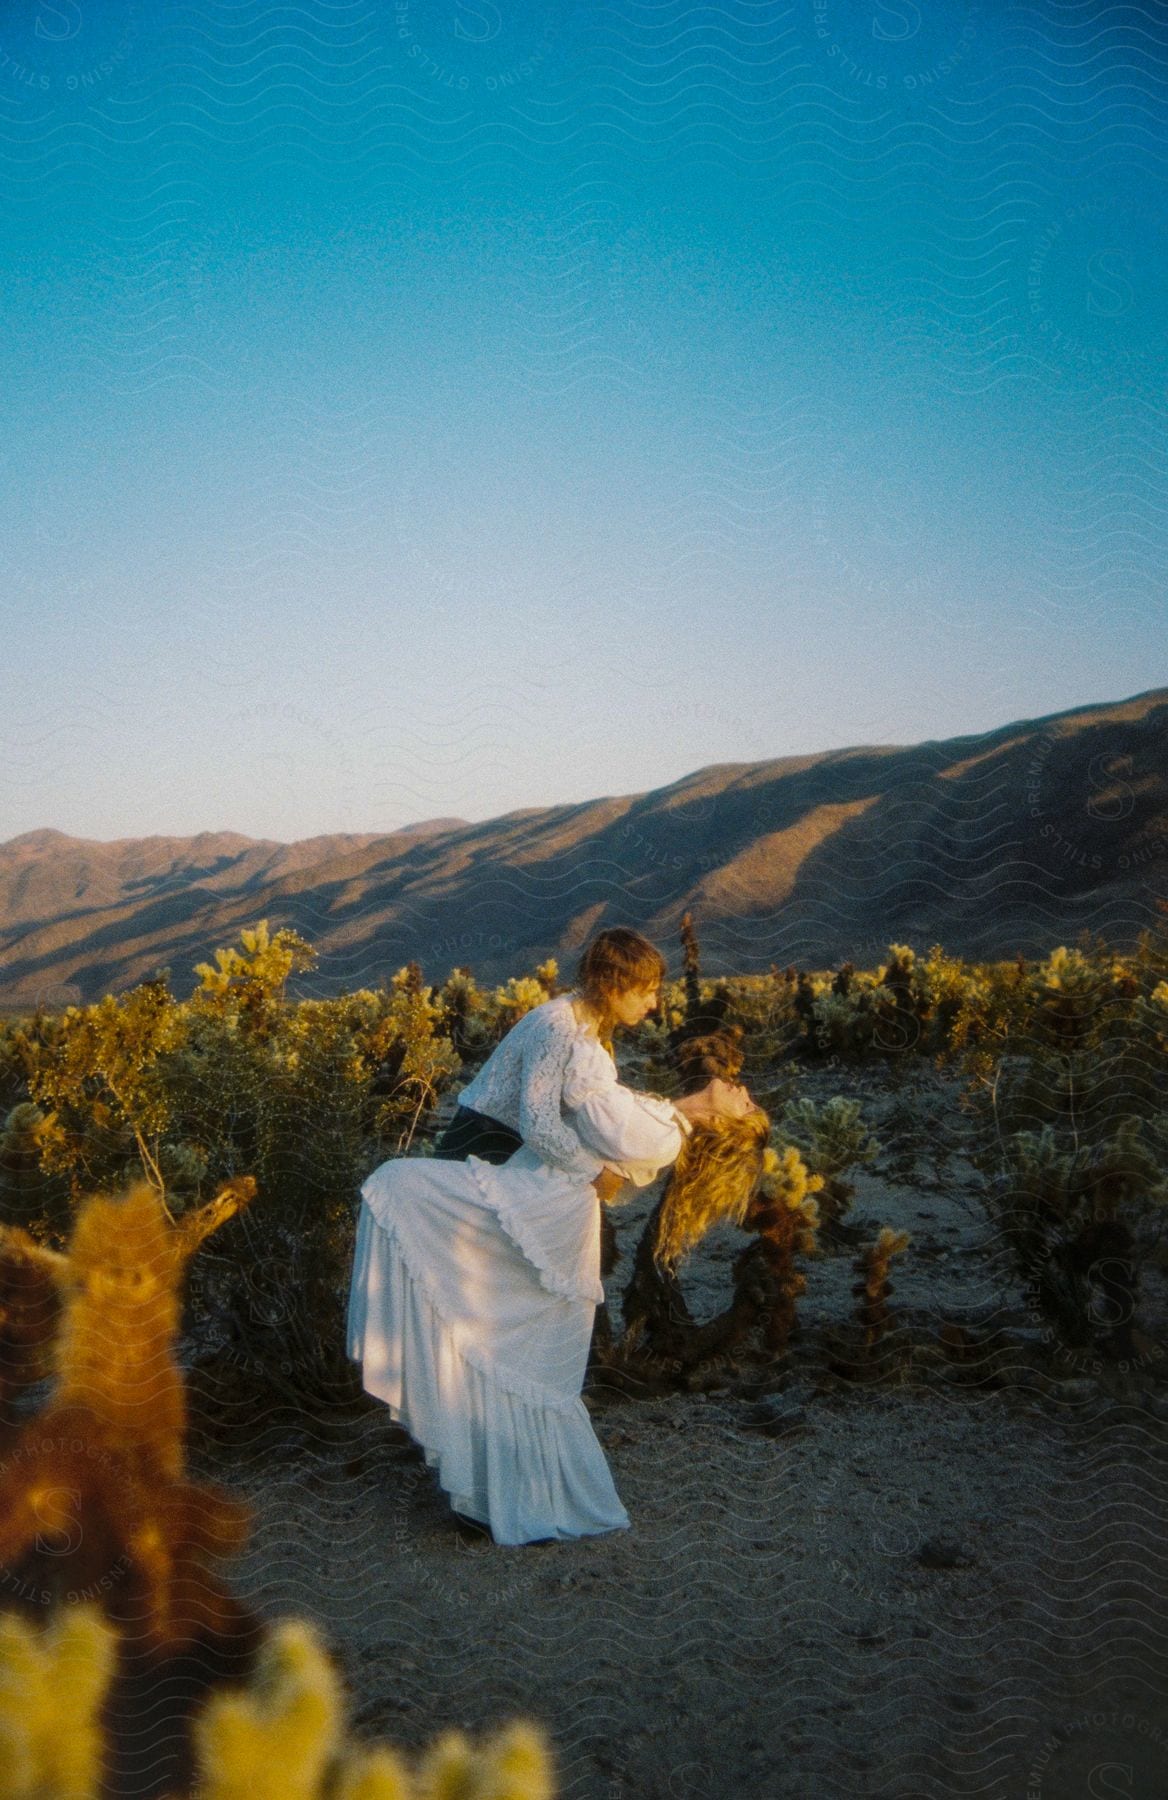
1 906 1166 1797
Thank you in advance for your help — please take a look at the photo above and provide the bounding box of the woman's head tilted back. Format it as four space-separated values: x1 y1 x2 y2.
573 927 668 1036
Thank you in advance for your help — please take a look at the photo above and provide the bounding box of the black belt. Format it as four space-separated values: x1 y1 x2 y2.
430 1103 523 1166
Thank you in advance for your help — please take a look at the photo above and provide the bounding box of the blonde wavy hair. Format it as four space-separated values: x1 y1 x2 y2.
654 1107 771 1273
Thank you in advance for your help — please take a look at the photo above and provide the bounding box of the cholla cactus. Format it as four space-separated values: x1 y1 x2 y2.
1000 1114 1166 1350
759 1141 824 1228
532 958 559 993
190 1617 348 1800
852 1227 911 1349
391 963 425 996
191 1617 556 1800
810 991 874 1057
0 1177 257 1655
356 983 462 1153
0 1604 118 1800
332 1750 416 1800
434 968 489 1061
483 976 551 1038
414 1720 555 1800
1031 944 1117 1054
872 943 928 1055
20 978 189 1206
735 1143 824 1352
917 944 976 1054
0 1608 557 1800
779 1097 880 1232
679 911 701 1019
0 1101 63 1186
193 920 317 1018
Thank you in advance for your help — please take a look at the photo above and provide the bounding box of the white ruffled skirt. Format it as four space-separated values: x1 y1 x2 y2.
345 1151 630 1546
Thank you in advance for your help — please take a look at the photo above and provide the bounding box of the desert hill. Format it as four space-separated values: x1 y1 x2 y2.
1 690 1165 1010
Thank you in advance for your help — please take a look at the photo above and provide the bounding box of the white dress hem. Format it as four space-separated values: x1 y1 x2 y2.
346 1196 631 1546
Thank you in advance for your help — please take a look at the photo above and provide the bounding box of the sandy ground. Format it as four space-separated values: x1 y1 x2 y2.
189 1062 1168 1800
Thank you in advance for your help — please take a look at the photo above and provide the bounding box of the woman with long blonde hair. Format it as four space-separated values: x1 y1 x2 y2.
346 926 754 1545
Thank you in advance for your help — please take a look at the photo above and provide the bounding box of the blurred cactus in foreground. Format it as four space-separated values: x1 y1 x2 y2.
0 1607 557 1800
194 1617 555 1800
0 1605 116 1799
0 1177 258 1655
0 1173 560 1799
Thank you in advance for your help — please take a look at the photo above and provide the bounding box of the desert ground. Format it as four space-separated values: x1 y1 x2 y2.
188 1059 1168 1800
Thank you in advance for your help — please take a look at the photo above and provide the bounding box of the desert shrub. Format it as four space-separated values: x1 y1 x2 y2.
809 988 878 1058
777 1096 881 1234
171 951 461 1400
12 974 189 1216
432 966 491 1062
949 926 1168 1357
0 926 467 1404
917 943 980 1054
461 960 562 1052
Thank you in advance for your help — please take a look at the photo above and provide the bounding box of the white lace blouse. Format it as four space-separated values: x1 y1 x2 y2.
457 992 693 1187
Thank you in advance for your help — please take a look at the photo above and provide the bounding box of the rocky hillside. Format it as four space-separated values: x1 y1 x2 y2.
1 689 1165 1010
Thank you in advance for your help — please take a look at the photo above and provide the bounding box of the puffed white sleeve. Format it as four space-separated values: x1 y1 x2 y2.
561 1037 692 1186
516 1014 608 1179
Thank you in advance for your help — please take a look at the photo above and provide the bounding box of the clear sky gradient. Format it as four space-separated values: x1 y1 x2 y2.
3 0 1165 841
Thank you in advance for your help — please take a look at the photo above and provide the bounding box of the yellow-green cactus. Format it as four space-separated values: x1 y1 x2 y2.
414 1721 555 1800
190 1618 344 1800
0 1604 118 1800
0 1603 557 1800
331 1747 415 1800
193 919 317 1008
852 1226 911 1349
189 1618 557 1800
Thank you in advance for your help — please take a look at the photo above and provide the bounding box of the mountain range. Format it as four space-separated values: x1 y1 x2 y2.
1 688 1165 1012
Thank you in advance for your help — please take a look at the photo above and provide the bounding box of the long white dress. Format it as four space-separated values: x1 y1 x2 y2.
345 1022 689 1545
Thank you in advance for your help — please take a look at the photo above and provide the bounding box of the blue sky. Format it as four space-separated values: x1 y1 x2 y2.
2 0 1165 841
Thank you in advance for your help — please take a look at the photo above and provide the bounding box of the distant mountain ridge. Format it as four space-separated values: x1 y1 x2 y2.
2 691 1165 1011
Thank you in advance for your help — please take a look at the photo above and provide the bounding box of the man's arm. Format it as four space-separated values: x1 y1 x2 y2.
517 1017 608 1178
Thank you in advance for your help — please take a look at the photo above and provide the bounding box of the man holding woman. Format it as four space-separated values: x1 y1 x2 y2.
346 927 756 1545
